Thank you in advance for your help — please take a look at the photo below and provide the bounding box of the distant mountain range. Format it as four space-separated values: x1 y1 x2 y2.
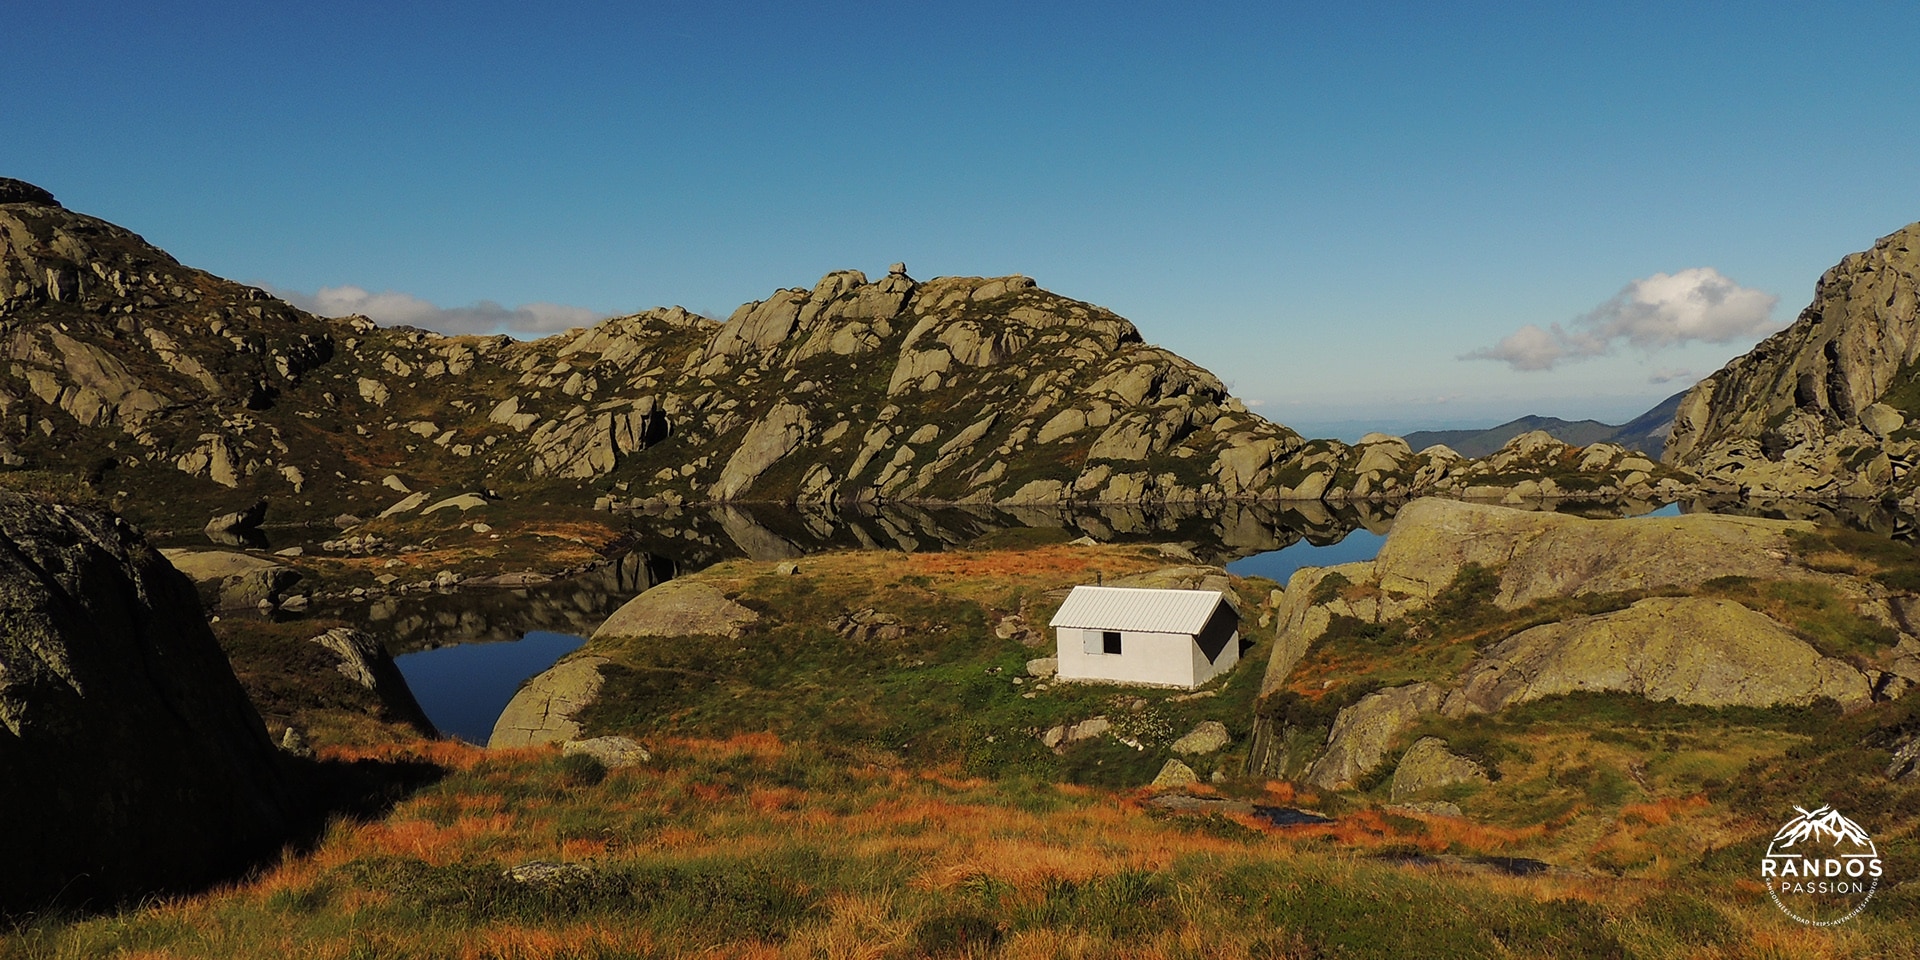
1402 390 1685 459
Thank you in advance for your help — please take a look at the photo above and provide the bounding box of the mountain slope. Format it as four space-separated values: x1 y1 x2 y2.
1665 222 1920 501
1402 391 1685 459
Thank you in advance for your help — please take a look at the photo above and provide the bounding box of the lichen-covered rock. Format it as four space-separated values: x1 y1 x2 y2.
488 655 610 748
0 493 302 911
1150 758 1199 788
563 735 651 768
1446 597 1871 715
1170 720 1231 755
1304 682 1445 790
1390 737 1490 801
1372 498 1812 608
161 548 301 609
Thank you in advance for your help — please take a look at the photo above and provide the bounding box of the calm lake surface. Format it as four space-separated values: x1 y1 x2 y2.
395 630 587 744
1226 528 1387 584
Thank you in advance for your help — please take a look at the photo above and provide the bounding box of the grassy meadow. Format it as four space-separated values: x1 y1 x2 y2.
8 537 1920 958
5 735 1915 960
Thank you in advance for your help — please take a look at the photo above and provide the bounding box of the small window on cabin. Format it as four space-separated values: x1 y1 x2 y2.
1102 630 1122 655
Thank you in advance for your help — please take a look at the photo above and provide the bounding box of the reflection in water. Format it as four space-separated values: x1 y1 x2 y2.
1227 528 1388 585
629 499 1412 571
394 630 587 744
317 550 672 656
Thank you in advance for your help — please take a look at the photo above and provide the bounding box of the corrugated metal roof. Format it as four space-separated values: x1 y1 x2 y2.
1048 586 1228 635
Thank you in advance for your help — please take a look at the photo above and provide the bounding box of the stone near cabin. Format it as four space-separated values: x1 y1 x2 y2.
1026 656 1059 679
1151 758 1199 788
1370 498 1814 610
1170 720 1232 756
0 493 302 912
1390 737 1490 801
1040 715 1111 751
1304 682 1445 791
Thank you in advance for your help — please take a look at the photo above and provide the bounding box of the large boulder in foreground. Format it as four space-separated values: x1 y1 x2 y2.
1445 597 1872 715
0 494 302 912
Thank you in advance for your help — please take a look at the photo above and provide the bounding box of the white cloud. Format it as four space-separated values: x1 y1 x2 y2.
271 285 608 337
1464 267 1780 372
1647 366 1701 385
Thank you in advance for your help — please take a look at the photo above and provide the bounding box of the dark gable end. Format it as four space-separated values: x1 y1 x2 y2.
1194 598 1238 663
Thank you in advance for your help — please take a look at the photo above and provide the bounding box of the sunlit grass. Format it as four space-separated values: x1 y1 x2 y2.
6 737 1915 959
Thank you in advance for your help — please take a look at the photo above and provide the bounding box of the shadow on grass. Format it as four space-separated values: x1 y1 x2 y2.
2 750 447 930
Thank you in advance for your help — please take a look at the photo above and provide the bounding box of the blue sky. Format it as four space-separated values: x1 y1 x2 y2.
7 2 1918 436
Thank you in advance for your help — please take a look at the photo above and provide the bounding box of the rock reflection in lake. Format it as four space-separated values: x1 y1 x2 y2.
318 550 673 656
623 499 1409 570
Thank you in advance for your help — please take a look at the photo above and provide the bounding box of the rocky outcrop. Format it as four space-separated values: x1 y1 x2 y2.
1371 498 1812 608
488 655 610 748
1445 597 1871 715
306 627 437 735
1666 222 1920 501
0 176 1724 526
1303 682 1444 790
160 548 302 610
0 493 301 911
1260 499 1816 698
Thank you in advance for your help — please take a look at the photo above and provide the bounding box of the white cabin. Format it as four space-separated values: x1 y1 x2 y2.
1048 586 1240 689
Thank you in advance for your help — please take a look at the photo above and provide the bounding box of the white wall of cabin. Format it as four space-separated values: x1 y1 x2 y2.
1056 627 1203 688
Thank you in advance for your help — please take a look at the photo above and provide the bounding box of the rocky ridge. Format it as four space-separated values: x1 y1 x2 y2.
0 179 1691 539
1666 221 1920 502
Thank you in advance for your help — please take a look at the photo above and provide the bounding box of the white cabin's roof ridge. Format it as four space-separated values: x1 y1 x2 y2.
1048 585 1229 635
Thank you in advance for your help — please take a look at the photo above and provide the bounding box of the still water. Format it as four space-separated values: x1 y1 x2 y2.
395 630 587 744
1227 528 1387 584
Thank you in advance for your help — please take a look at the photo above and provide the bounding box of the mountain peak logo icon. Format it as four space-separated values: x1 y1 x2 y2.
1769 805 1875 852
1760 805 1882 926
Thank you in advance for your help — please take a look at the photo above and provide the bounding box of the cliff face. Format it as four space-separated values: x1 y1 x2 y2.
0 492 303 912
1665 223 1920 498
